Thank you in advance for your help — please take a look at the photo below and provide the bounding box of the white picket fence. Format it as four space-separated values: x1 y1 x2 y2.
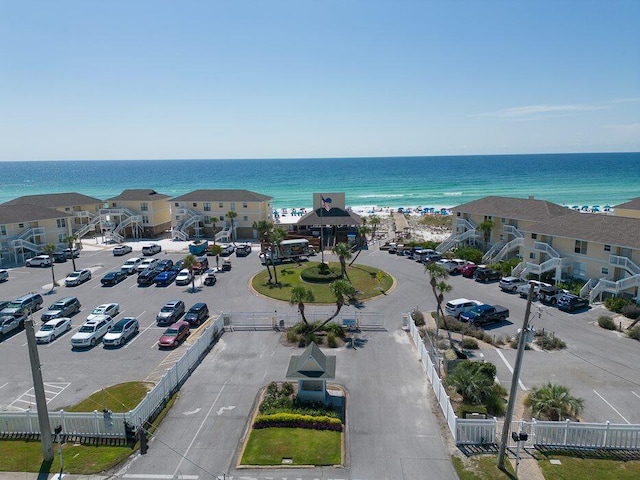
0 314 224 439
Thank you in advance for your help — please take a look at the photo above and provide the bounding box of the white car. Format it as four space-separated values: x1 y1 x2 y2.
0 313 26 337
26 255 52 267
103 317 139 347
36 318 72 344
516 280 552 298
71 316 112 348
137 258 159 273
0 269 8 282
175 269 193 286
445 298 483 318
435 258 471 274
87 303 119 321
121 257 143 275
113 245 133 256
65 269 92 287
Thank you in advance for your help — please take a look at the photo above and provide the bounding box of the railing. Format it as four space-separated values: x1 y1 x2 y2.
172 229 189 241
589 275 640 302
113 214 142 235
482 241 505 264
75 216 101 238
215 224 232 243
437 229 476 253
485 237 524 264
72 210 95 219
523 256 566 276
502 224 523 238
104 230 124 244
580 278 599 299
511 261 526 278
10 238 42 254
533 241 560 258
610 255 640 276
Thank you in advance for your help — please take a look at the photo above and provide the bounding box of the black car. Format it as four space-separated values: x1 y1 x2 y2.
203 271 217 286
52 251 68 263
474 268 502 282
185 302 209 326
557 294 589 312
137 268 162 286
170 260 184 272
235 244 252 257
157 259 174 271
101 271 126 286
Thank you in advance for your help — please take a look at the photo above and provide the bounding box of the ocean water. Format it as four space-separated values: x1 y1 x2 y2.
0 152 638 210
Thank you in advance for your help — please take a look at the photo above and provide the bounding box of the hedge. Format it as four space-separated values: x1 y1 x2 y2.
300 265 342 283
254 412 343 431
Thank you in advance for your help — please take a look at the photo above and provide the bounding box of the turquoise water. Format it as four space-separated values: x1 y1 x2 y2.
0 152 638 209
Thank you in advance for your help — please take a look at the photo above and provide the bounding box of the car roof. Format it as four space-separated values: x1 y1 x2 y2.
113 317 137 327
168 320 189 328
165 300 182 306
190 302 207 310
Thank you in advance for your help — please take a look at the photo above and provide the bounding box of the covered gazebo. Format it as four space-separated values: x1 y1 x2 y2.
285 342 336 405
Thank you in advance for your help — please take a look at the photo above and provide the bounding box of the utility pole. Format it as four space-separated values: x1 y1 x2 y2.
497 283 534 472
25 316 54 461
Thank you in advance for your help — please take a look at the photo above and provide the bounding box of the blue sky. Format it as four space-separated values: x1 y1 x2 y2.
1 0 638 161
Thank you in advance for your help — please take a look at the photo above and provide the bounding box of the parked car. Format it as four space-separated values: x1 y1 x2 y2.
516 280 551 299
460 304 510 326
156 300 185 326
175 269 193 286
203 270 217 286
87 303 119 321
171 260 184 272
158 320 190 348
154 269 179 286
235 244 252 257
52 251 68 263
220 244 235 256
35 317 71 344
157 259 174 271
142 244 161 256
436 259 472 274
185 302 209 326
137 268 162 286
557 294 589 312
474 268 502 282
41 297 81 322
461 264 483 278
192 256 209 274
121 257 143 275
113 245 133 256
25 255 52 267
71 316 112 348
63 247 80 259
101 270 127 286
102 317 139 347
137 258 159 273
221 259 232 271
0 313 26 338
538 285 567 305
0 269 9 282
65 269 92 287
445 298 483 318
1 293 43 315
499 276 527 293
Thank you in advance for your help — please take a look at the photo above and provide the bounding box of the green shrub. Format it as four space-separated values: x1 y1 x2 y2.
534 331 566 350
604 296 633 313
458 403 488 418
628 326 640 341
412 310 425 327
485 385 508 416
462 338 479 350
281 382 294 396
621 304 640 320
454 247 484 264
254 413 343 431
286 329 299 343
327 332 338 348
300 264 342 283
597 316 617 330
324 322 346 337
556 279 585 296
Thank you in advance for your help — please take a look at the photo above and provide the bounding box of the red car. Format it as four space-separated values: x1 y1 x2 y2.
158 321 190 349
461 264 481 278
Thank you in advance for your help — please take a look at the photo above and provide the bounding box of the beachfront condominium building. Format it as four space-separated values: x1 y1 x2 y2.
169 189 273 241
101 189 172 241
2 192 104 235
0 204 74 266
440 196 640 303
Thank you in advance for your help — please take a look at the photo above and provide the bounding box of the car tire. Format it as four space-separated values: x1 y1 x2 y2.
50 334 55 341
90 338 96 347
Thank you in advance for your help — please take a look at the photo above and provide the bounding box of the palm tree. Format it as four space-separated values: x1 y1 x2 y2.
368 215 381 242
268 227 287 285
253 220 275 282
210 217 218 244
312 279 356 333
348 224 371 266
478 219 495 249
208 244 223 268
290 285 315 325
182 254 197 292
41 243 58 290
446 362 496 405
62 233 78 271
525 382 585 421
425 262 453 342
332 242 352 280
226 211 238 242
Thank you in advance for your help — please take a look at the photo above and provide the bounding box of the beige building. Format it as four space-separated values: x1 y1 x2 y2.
0 204 74 266
169 189 273 241
440 196 640 303
613 197 640 219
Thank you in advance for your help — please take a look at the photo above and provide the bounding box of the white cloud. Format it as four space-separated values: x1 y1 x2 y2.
470 104 610 118
610 97 640 104
603 122 640 132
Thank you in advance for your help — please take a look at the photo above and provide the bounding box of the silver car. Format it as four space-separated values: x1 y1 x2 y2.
102 317 139 347
65 269 92 287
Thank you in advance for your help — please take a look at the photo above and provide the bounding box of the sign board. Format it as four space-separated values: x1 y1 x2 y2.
342 318 356 327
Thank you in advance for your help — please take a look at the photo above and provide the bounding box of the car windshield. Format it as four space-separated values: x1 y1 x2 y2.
163 329 178 336
40 324 54 331
49 304 62 310
110 325 123 333
79 325 95 333
161 306 174 312
69 273 79 278
6 302 21 309
92 308 104 314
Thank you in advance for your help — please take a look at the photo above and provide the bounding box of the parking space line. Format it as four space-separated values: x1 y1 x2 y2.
495 349 527 391
0 383 8 390
593 390 630 424
632 391 640 400
8 382 71 411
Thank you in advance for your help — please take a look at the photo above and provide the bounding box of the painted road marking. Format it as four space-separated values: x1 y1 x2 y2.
593 390 630 424
496 349 527 391
8 382 71 411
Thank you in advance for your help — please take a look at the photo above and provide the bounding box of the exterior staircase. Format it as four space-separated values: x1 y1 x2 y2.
517 241 569 279
100 208 143 242
588 256 640 302
75 214 101 239
174 208 204 240
437 218 477 253
215 222 232 243
483 225 524 263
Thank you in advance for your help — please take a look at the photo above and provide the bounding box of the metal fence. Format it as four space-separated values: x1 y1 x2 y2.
0 314 224 439
226 309 384 330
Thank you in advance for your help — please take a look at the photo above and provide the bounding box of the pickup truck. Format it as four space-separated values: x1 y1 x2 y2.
460 304 509 326
516 280 551 298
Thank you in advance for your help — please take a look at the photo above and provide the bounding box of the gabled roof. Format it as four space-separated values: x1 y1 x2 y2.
2 192 103 207
170 189 272 202
296 208 362 226
286 342 336 379
453 196 577 222
521 213 640 250
0 204 74 224
106 189 170 201
615 197 640 210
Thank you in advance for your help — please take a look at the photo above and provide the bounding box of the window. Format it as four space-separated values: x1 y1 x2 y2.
175 202 179 207
56 219 66 228
529 252 536 259
112 202 116 207
142 215 149 224
573 261 587 277
531 233 537 240
64 207 70 212
456 212 461 217
19 223 24 228
219 215 224 221
204 216 211 224
192 203 197 208
140 202 148 211
499 234 504 241
601 267 609 275
243 202 248 208
0 225 6 236
58 234 65 243
230 202 236 211
604 244 611 252
218 202 223 208
243 215 248 221
574 240 587 255
204 202 211 212
501 218 506 224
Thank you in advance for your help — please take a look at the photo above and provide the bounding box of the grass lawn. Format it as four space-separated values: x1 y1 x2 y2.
452 455 514 479
252 261 393 303
538 455 640 479
0 381 154 473
241 427 342 466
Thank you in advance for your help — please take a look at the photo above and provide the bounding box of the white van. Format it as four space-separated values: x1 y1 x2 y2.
445 298 482 318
